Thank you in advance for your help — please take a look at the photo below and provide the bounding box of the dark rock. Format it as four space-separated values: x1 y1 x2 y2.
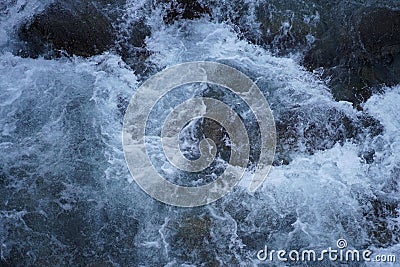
354 166 400 248
199 85 261 167
236 1 400 107
303 5 400 107
114 0 211 75
274 107 383 165
116 19 153 76
274 107 354 164
17 1 115 58
189 85 383 167
254 1 320 52
363 196 399 247
161 0 212 24
168 214 222 265
359 8 400 55
359 149 375 164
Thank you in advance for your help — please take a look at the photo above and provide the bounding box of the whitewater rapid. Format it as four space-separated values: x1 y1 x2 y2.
0 1 399 266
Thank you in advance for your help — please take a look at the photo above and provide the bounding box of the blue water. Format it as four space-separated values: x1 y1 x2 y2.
0 0 399 266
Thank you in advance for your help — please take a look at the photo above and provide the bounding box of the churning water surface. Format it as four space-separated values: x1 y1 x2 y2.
0 0 399 266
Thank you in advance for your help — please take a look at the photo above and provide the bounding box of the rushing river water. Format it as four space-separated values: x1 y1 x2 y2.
0 0 399 266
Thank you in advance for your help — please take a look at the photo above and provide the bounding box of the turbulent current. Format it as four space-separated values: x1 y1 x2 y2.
0 0 399 266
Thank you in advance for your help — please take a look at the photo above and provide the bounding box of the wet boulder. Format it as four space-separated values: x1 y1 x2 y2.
160 0 212 24
116 19 152 76
303 5 400 107
274 106 383 165
359 8 400 56
248 1 400 107
17 1 115 58
254 1 320 53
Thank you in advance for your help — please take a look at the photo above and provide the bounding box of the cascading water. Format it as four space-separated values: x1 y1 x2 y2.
0 0 399 266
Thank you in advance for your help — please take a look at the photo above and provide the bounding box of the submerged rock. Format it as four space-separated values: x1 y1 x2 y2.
17 1 115 58
116 19 153 76
274 107 383 165
254 1 320 52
